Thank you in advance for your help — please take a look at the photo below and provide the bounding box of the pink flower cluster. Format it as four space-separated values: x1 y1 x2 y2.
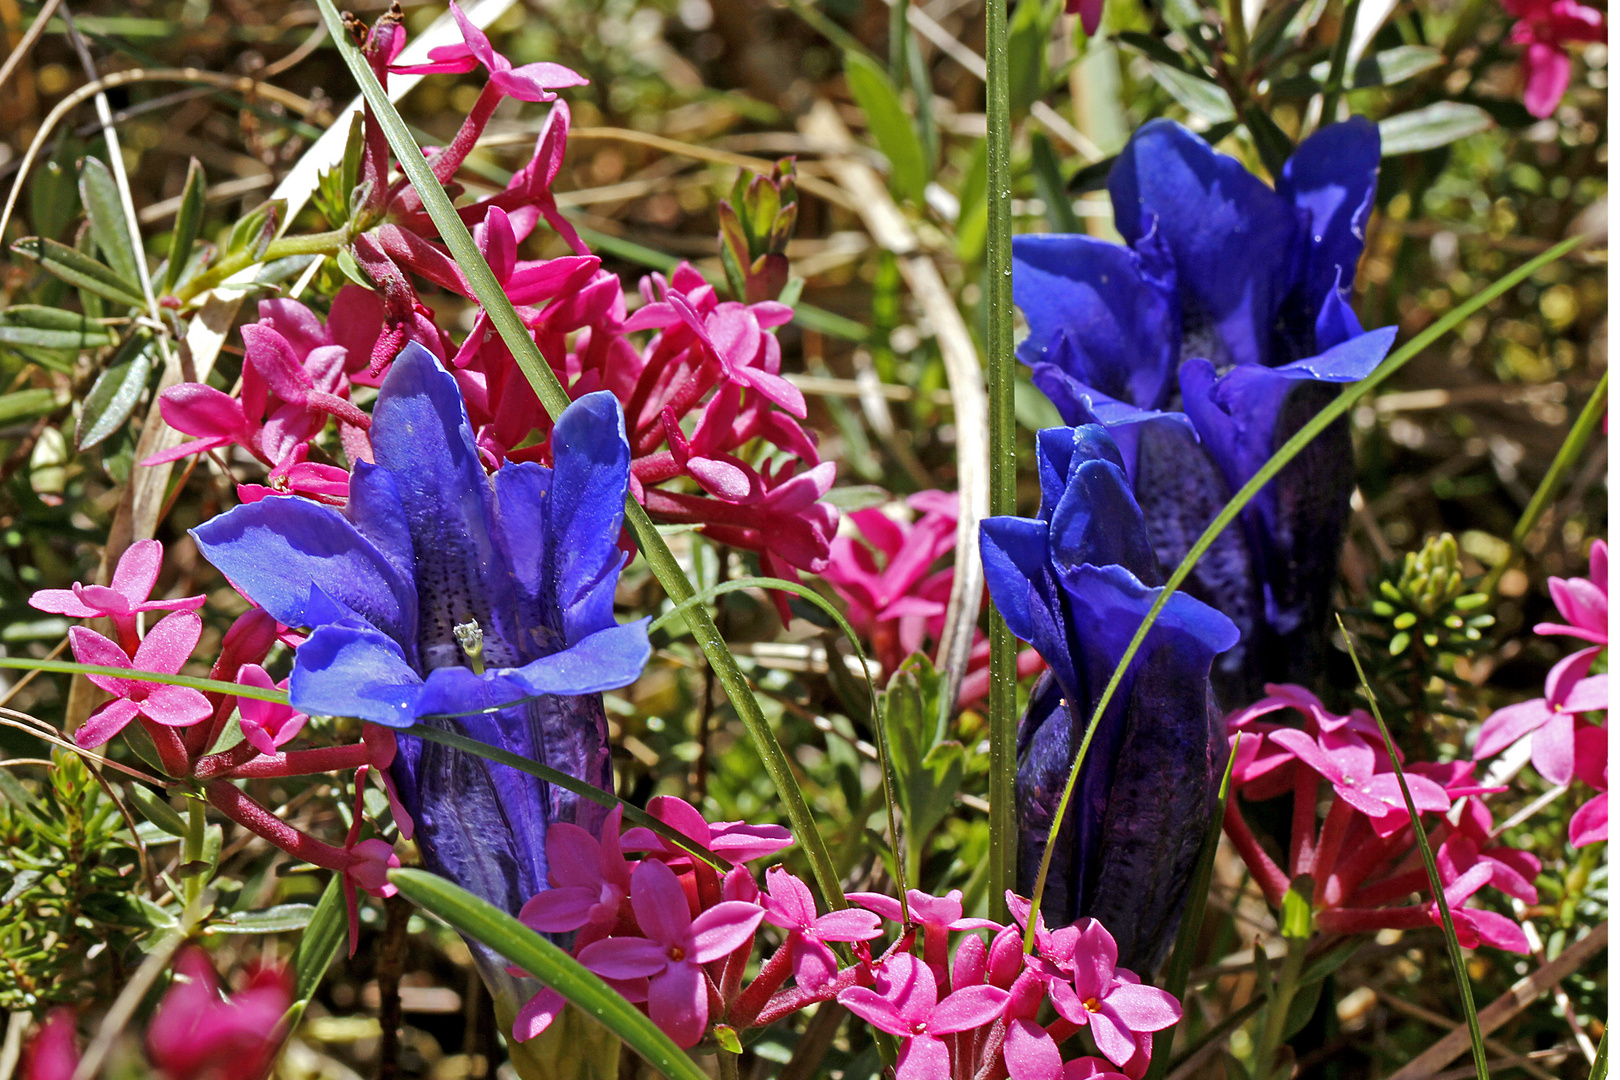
26 949 292 1080
30 541 403 951
510 796 1180 1077
823 491 1044 702
1225 685 1536 952
1474 540 1608 848
144 3 837 591
1501 0 1604 117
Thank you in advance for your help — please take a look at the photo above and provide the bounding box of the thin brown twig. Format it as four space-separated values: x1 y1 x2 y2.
0 0 64 95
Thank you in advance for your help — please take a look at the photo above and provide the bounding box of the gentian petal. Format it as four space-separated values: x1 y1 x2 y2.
1276 117 1381 327
290 622 423 727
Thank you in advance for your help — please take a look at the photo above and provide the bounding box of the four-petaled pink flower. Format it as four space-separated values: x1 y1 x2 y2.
1473 645 1608 786
838 953 1009 1080
234 664 308 756
762 866 882 989
391 0 589 101
1502 0 1605 117
30 539 204 652
1048 920 1181 1068
577 858 764 1047
70 611 213 748
1266 723 1452 830
619 794 793 866
520 804 633 948
145 948 292 1080
1535 539 1607 644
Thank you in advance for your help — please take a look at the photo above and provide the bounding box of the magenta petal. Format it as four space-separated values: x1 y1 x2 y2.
75 698 141 748
132 611 204 676
1545 646 1601 704
576 937 669 980
687 456 758 502
1070 918 1119 1000
834 988 911 1037
544 823 604 888
512 988 566 1042
630 859 693 946
68 626 135 697
1103 982 1181 1032
519 887 599 933
28 588 101 618
790 938 839 990
930 984 1012 1034
1464 908 1530 953
1570 793 1607 847
847 891 905 922
763 866 818 928
110 539 163 604
158 383 249 440
1522 41 1571 118
1531 713 1577 786
811 908 883 941
1563 674 1609 714
894 1033 951 1080
1474 698 1553 760
647 961 706 1049
1087 1007 1140 1067
689 901 765 962
140 684 215 727
447 0 502 72
1003 1018 1063 1080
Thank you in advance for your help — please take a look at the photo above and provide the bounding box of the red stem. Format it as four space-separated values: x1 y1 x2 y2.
1223 798 1289 909
205 779 354 872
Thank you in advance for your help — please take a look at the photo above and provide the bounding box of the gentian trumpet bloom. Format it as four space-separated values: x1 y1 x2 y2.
191 343 651 995
1012 118 1395 704
981 421 1240 972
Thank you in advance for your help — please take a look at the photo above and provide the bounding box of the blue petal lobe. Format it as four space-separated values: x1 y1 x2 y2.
289 621 423 727
1277 117 1381 320
505 619 653 698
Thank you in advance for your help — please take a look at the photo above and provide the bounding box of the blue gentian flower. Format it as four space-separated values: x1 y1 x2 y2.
193 342 650 991
1012 118 1395 703
981 421 1239 972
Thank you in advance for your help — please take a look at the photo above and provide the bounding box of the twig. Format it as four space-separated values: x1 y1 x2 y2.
0 0 64 95
1374 989 1562 1080
568 127 857 210
1384 921 1609 1080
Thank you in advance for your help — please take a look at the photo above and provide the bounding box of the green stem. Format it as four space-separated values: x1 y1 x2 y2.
1025 233 1589 941
984 0 1018 924
1250 938 1307 1080
1317 0 1363 129
1483 369 1609 593
1340 617 1490 1080
173 229 347 302
311 0 847 910
182 793 206 904
1225 0 1251 77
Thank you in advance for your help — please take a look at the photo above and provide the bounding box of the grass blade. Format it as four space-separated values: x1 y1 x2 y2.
1339 615 1488 1080
1025 232 1589 934
1143 735 1242 1080
288 874 347 1019
309 0 846 910
0 656 288 701
984 0 1019 924
390 868 712 1080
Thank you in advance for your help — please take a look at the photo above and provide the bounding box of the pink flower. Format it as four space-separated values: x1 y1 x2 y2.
1473 646 1608 785
23 1010 78 1080
1066 0 1106 36
70 612 213 748
519 805 633 945
1063 1059 1134 1080
390 1 588 102
1535 539 1607 644
823 494 957 669
762 867 882 989
1266 723 1451 825
619 795 793 866
838 953 1009 1080
849 887 1000 985
234 665 308 756
576 859 764 1047
30 539 204 652
1502 0 1605 117
145 949 292 1080
1048 920 1180 1067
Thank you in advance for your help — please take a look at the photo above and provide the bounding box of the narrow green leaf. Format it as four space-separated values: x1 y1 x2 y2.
1 304 115 339
0 388 60 426
843 50 930 205
1007 0 1058 115
78 334 156 450
1117 30 1209 76
955 138 989 263
1243 105 1295 178
1028 233 1589 939
1148 61 1237 123
77 157 142 289
209 903 317 934
312 0 847 912
1379 102 1494 156
127 782 188 838
1340 617 1489 1080
0 316 113 350
1309 44 1445 88
290 874 347 1010
401 723 729 871
1589 1031 1606 1080
0 655 288 701
1029 134 1080 233
1318 0 1362 124
29 140 82 243
391 868 713 1080
10 236 147 308
164 158 207 296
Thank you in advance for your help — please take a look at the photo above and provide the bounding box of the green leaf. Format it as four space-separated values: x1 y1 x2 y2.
1299 936 1364 985
290 875 347 1014
1378 102 1494 156
1008 0 1060 115
1148 61 1236 123
1309 44 1445 88
164 158 207 296
1243 105 1296 178
77 157 142 290
843 50 930 205
210 903 318 934
127 783 188 838
1280 877 1314 939
1117 30 1208 76
1029 133 1080 233
391 868 714 1080
10 237 147 309
29 139 82 243
955 138 989 263
0 306 114 350
78 334 156 450
0 389 60 426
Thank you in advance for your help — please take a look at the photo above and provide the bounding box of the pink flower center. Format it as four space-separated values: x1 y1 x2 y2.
668 944 686 962
1083 997 1102 1013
